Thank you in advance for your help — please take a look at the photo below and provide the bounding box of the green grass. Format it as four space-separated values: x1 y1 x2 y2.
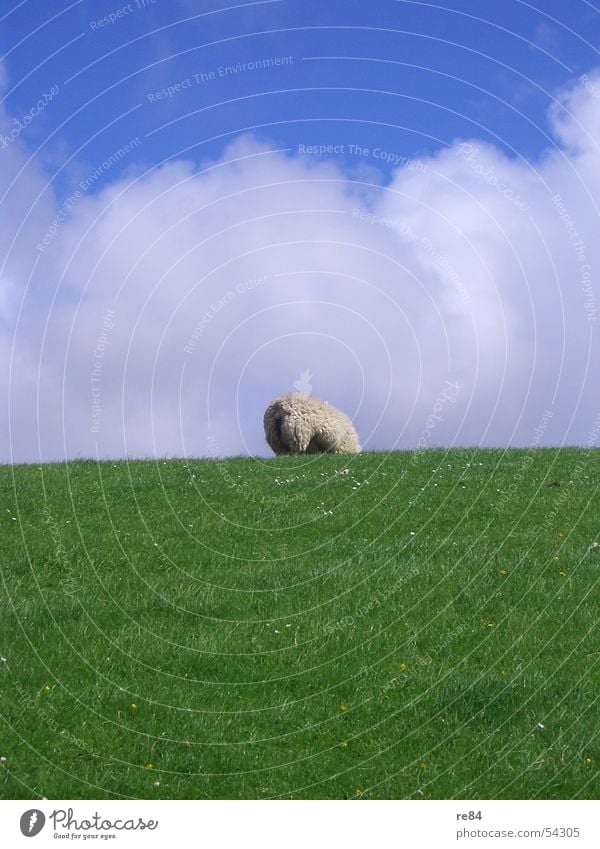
1 448 598 799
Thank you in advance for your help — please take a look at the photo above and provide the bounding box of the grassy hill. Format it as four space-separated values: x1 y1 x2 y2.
1 448 598 800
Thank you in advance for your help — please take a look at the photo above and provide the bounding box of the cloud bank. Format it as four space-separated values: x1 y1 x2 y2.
2 70 599 462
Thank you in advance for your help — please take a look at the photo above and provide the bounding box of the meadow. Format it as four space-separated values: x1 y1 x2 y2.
1 448 598 799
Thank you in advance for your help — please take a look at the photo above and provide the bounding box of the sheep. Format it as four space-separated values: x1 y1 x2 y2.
264 392 360 455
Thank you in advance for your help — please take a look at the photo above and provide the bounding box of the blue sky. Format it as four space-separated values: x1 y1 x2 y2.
4 0 600 185
1 1 600 460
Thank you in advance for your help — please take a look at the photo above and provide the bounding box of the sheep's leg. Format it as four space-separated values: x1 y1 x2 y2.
282 414 312 453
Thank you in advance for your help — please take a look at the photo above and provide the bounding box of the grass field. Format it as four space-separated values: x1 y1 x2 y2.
1 448 598 800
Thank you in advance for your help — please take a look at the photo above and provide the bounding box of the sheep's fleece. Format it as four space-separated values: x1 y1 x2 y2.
264 392 360 455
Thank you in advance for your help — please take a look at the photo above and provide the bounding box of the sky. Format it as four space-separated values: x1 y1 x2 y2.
1 0 599 462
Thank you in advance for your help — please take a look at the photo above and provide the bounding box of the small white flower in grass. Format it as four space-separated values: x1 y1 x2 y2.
153 781 160 787
0 657 6 663
0 756 6 762
536 723 545 730
409 532 416 536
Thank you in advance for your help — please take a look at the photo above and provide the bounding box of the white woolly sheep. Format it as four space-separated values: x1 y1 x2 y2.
264 392 360 455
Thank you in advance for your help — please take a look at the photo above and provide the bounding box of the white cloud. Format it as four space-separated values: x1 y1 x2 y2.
3 70 600 462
